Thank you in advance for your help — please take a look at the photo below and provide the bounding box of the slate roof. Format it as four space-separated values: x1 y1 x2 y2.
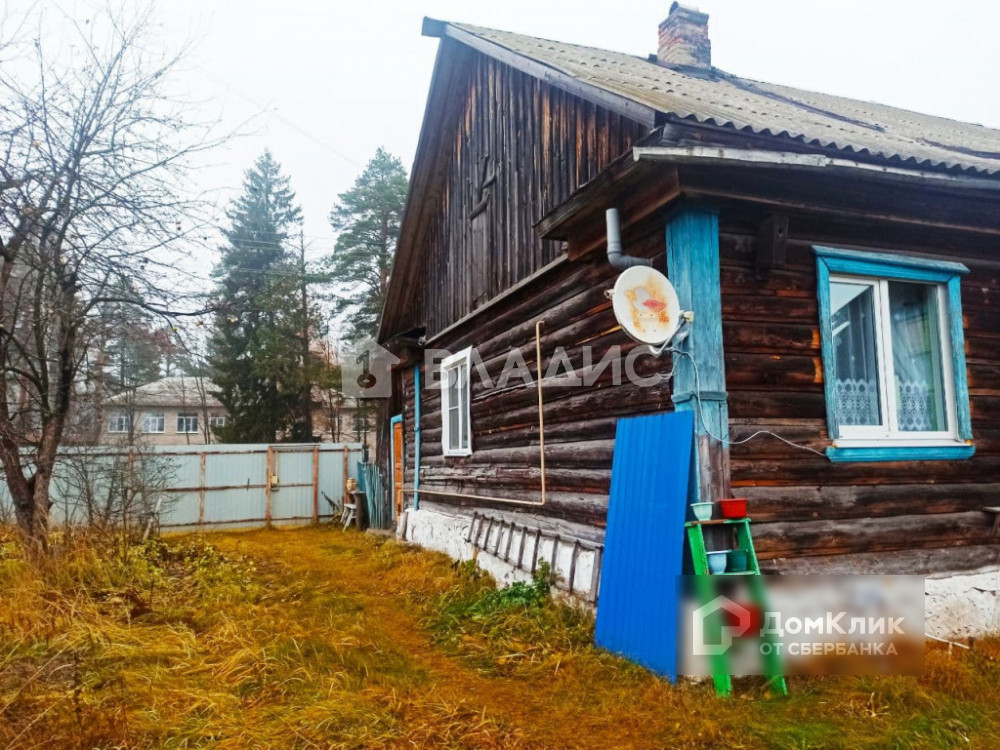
451 22 1000 176
106 377 222 408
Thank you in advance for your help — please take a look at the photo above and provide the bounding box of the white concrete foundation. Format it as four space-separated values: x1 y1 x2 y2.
401 505 598 602
401 504 1000 638
926 569 1000 640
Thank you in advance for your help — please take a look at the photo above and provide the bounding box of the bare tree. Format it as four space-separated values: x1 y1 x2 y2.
58 436 177 541
0 5 219 557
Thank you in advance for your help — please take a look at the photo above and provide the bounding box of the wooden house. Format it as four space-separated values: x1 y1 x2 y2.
378 4 1000 632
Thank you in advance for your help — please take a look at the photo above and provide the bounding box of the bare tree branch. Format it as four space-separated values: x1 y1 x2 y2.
0 2 227 557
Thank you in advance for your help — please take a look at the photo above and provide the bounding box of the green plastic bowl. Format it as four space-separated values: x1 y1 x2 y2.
727 549 749 573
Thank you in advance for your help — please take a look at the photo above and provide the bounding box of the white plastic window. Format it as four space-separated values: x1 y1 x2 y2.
440 348 472 456
107 412 131 433
828 274 957 445
176 413 199 434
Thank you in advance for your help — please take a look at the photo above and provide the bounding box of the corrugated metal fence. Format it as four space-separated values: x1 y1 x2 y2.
0 443 362 530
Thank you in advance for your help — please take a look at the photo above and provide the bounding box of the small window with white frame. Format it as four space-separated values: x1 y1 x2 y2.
107 411 131 434
177 413 199 434
209 414 227 429
440 348 472 456
816 246 973 462
142 412 165 433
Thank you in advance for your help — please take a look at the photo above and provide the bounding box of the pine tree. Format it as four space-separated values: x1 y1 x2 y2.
104 319 170 392
327 148 409 341
208 151 319 442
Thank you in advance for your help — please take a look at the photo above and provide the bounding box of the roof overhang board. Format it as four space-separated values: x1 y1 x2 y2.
676 161 1000 238
378 37 473 342
550 163 681 260
633 146 1000 193
425 20 658 130
535 126 684 256
538 146 1000 262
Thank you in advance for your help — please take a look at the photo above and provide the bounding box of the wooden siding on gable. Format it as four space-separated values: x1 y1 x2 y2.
413 52 648 338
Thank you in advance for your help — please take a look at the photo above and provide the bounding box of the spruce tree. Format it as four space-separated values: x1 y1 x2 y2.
209 151 318 442
327 148 409 341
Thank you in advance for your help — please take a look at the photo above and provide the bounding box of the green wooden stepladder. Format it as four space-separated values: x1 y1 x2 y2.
685 517 788 697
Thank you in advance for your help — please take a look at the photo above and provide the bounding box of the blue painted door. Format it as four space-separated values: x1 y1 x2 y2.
594 410 694 680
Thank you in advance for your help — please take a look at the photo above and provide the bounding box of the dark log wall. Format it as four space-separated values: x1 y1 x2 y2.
397 211 1000 574
412 52 648 338
720 224 1000 575
400 217 672 526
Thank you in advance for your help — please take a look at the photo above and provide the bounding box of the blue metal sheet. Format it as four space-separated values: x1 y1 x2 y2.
594 410 693 680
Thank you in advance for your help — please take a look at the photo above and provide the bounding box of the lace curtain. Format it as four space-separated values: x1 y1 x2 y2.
834 378 880 426
835 378 935 430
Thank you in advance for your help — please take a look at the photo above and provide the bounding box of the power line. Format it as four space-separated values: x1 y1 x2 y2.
194 65 363 169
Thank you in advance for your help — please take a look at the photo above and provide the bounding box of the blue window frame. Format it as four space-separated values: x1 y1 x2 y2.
815 246 973 463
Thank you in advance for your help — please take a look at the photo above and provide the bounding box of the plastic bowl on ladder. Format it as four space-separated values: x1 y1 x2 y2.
717 498 748 519
706 551 728 575
690 502 713 522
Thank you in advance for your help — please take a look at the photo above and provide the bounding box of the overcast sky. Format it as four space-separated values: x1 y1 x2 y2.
143 0 1000 254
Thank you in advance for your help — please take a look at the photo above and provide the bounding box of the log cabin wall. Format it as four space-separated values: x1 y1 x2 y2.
396 184 1000 571
401 216 672 526
718 213 1000 576
412 51 648 338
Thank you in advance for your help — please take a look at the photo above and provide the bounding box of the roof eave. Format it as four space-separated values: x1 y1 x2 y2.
631 145 1000 189
538 143 1000 252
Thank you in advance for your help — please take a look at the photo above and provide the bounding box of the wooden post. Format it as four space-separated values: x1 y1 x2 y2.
311 445 320 524
265 446 273 528
666 206 732 508
198 451 206 526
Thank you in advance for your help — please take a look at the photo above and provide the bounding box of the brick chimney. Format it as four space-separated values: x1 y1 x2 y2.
657 2 711 72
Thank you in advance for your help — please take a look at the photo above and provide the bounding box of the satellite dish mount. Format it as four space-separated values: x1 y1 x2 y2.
604 209 692 355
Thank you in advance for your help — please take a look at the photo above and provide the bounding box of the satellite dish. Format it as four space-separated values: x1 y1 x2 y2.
610 266 682 345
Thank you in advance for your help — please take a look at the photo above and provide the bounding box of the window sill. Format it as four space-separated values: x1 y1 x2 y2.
826 444 975 463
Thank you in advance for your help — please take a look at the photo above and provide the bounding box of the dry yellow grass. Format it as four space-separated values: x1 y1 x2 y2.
1 524 999 749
